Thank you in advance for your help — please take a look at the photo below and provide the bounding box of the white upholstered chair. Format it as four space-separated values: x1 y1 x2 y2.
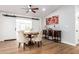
32 31 42 47
16 30 29 50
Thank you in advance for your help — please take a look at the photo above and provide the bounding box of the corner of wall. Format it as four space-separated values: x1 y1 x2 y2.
61 41 77 46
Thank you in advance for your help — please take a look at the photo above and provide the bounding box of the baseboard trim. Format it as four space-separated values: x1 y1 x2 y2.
0 40 4 42
61 41 76 46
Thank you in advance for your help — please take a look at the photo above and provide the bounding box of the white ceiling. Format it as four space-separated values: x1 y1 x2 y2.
0 5 62 18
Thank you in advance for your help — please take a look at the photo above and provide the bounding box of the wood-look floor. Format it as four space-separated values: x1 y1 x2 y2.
0 39 79 54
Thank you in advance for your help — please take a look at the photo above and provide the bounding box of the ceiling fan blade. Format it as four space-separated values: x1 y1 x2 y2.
21 8 29 13
32 8 39 10
25 10 29 13
31 9 36 13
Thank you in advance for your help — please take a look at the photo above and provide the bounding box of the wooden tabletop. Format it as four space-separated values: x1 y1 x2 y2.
24 31 39 35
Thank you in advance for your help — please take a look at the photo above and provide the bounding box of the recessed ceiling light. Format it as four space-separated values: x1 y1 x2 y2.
42 8 46 11
29 9 31 11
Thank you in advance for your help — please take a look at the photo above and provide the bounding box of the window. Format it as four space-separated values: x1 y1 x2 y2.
16 18 32 32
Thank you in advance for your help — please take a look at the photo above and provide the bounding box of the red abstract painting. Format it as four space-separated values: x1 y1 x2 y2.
46 16 59 25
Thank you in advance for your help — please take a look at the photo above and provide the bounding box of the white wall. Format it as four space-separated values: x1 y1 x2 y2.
75 6 79 44
42 6 76 46
32 18 42 32
0 14 16 41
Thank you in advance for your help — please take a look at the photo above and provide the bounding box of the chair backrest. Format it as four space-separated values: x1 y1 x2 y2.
16 30 26 42
36 31 42 40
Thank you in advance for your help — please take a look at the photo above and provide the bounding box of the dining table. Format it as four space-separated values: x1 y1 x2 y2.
24 31 39 46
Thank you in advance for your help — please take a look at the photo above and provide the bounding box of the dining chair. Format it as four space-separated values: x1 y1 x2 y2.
42 30 47 38
16 30 29 50
32 32 42 47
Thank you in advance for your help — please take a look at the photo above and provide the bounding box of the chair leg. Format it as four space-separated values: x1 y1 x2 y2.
37 41 42 47
23 43 25 50
35 41 36 44
40 41 42 46
18 43 21 48
38 42 40 47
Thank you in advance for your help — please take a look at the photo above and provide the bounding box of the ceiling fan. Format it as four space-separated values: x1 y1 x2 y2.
22 5 39 13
